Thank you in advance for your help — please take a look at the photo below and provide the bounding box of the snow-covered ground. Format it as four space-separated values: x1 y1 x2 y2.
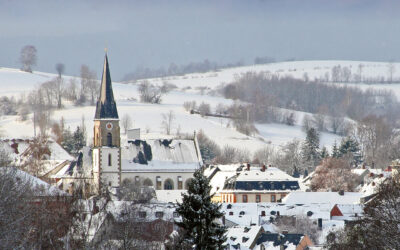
0 60 399 157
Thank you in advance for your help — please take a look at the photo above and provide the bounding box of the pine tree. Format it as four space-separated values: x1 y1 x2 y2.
320 146 329 159
339 137 361 164
331 140 340 158
61 127 74 154
176 169 226 249
301 127 321 166
72 126 85 155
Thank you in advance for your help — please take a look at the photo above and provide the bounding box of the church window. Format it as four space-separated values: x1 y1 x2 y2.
156 176 162 190
108 154 112 166
164 179 174 190
107 133 112 146
177 176 183 189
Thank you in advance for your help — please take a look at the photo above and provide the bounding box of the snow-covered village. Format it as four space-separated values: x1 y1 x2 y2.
1 1 400 249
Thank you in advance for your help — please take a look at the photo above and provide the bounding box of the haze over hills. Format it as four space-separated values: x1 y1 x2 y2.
1 60 400 157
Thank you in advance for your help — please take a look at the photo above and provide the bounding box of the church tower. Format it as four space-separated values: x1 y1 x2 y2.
92 53 121 192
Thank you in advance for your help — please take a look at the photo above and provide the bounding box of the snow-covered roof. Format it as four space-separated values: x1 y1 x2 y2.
236 167 296 182
0 167 67 196
222 203 259 226
333 204 364 219
222 202 332 227
226 225 262 249
121 139 201 172
256 233 306 250
282 192 362 205
210 170 237 195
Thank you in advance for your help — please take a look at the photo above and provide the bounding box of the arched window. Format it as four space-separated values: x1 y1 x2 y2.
164 178 174 190
108 153 112 166
185 178 194 189
143 178 153 187
107 133 112 147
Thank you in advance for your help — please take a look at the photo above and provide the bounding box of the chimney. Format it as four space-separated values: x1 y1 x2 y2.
338 190 344 196
318 218 322 230
261 165 266 172
247 163 250 171
268 164 271 168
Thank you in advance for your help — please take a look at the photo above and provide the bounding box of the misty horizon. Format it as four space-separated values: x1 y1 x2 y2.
1 0 399 80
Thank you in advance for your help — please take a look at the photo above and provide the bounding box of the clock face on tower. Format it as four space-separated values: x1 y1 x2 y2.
106 122 113 130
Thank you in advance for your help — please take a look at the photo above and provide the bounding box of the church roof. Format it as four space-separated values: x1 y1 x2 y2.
94 54 119 119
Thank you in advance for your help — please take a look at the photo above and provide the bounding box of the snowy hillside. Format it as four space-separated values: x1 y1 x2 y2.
1 60 398 157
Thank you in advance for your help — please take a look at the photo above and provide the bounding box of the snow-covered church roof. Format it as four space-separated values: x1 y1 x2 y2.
121 139 202 172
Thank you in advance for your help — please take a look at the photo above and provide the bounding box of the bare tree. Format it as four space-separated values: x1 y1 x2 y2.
19 45 37 73
80 65 98 105
311 157 359 192
275 216 320 245
387 61 396 83
55 63 65 78
198 102 211 117
138 80 164 104
121 114 133 134
161 110 175 135
356 115 392 167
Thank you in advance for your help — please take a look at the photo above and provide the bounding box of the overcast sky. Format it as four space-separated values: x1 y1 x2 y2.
1 0 399 80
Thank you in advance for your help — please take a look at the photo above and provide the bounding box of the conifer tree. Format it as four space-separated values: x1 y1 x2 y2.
176 169 226 249
301 127 321 166
331 140 340 158
320 146 329 159
339 137 361 164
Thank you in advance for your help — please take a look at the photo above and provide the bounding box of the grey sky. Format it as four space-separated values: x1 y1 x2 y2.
1 0 399 80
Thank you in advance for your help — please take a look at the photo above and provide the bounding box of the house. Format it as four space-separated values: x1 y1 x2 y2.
220 164 300 203
226 226 264 250
255 233 313 250
203 164 241 202
282 191 362 206
0 138 74 179
330 204 363 221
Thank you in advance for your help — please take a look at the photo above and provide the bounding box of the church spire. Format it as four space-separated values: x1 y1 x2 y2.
94 53 119 119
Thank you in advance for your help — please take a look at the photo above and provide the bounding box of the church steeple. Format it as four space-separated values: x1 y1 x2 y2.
94 53 119 119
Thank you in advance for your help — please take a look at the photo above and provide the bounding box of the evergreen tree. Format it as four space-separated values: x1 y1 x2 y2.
331 140 340 158
320 146 329 159
301 127 321 166
339 137 361 164
61 127 74 154
176 169 226 249
72 126 85 154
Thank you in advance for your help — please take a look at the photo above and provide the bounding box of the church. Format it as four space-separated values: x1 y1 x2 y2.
70 52 203 194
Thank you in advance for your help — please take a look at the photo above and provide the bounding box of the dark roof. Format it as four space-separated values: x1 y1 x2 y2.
256 233 304 247
94 54 119 119
226 181 300 191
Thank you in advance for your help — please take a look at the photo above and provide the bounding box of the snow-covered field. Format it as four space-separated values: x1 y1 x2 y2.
0 60 399 156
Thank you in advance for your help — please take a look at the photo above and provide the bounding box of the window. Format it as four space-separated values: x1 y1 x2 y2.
242 194 248 203
155 211 164 218
271 194 276 202
164 179 174 190
177 176 183 189
156 176 162 190
139 211 147 218
256 195 261 203
143 178 153 186
261 211 266 216
229 211 234 216
173 212 180 218
107 133 112 147
108 154 112 166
